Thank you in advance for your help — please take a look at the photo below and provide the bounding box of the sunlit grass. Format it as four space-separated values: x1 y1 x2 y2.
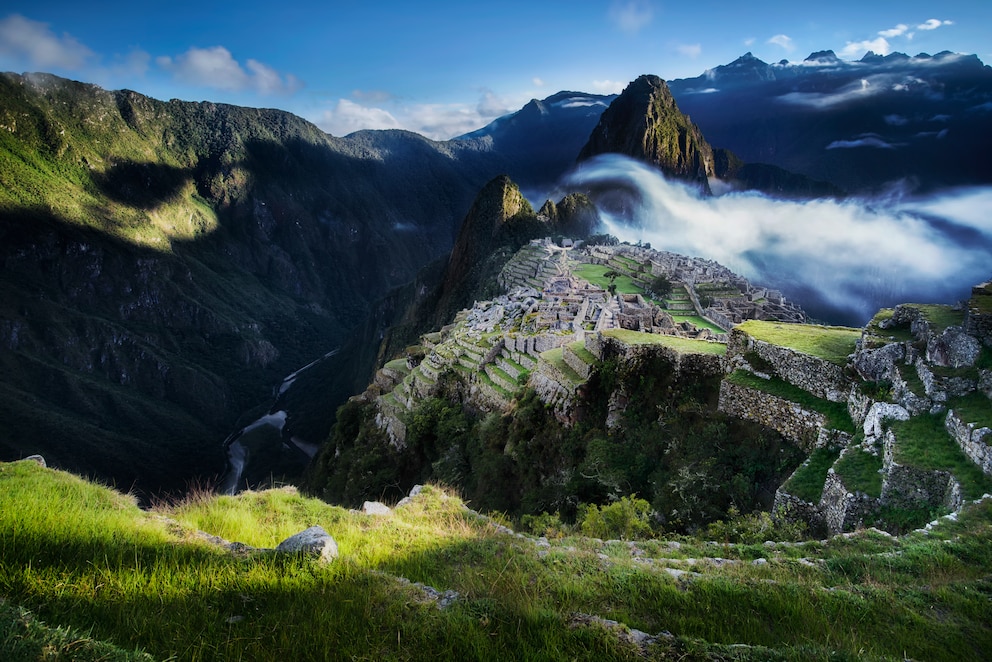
4 460 992 660
602 329 727 355
736 321 862 366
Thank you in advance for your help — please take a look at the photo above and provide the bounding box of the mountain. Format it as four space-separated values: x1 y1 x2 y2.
668 50 992 191
577 74 840 197
0 72 508 495
456 91 615 198
578 75 715 190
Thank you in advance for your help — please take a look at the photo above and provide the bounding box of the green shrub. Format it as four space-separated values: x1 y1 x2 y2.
520 511 569 539
578 495 655 540
706 506 807 544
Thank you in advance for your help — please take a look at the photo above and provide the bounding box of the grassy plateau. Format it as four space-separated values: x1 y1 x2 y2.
3 460 992 661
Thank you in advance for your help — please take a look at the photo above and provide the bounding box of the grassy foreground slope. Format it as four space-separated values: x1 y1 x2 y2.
2 460 992 661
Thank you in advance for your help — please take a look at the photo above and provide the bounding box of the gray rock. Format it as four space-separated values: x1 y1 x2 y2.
275 526 338 562
863 402 909 441
927 326 981 368
362 501 392 516
22 454 46 467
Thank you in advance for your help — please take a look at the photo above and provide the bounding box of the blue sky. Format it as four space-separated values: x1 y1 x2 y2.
1 1 989 139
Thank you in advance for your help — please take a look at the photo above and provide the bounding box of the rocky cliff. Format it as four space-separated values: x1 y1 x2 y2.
578 75 715 190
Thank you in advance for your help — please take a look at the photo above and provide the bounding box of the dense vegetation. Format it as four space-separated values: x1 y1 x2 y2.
306 346 804 532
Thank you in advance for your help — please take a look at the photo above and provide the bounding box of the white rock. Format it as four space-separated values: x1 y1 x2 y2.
362 501 392 516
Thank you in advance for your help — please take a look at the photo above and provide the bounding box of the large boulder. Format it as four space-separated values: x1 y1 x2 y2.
275 526 338 562
927 327 981 368
863 403 910 443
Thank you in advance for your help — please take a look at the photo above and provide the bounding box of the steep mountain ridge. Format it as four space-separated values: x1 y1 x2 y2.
0 72 507 493
579 75 715 190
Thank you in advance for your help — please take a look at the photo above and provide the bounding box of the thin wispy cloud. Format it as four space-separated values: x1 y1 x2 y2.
767 34 795 52
592 80 627 94
917 19 953 31
840 37 891 58
0 14 94 70
317 99 401 136
879 24 910 39
676 43 702 58
157 46 302 96
352 89 394 104
533 77 545 87
608 0 653 34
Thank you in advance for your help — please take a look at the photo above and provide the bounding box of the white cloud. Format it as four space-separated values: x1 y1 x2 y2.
0 14 94 70
879 24 910 38
917 19 953 31
884 114 909 126
777 77 880 109
744 38 756 47
608 0 653 34
826 136 901 149
565 154 992 323
533 77 545 87
767 34 795 52
157 46 301 95
592 79 626 94
839 37 891 58
316 99 401 136
676 43 702 58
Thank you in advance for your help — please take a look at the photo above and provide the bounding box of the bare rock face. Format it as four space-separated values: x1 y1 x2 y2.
275 526 338 562
927 326 982 368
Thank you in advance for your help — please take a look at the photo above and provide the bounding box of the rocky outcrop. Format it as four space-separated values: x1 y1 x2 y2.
578 75 715 190
275 525 339 562
946 410 992 476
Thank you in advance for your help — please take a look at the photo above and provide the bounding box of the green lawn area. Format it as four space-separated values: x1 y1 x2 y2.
572 263 643 294
949 392 992 429
540 347 586 385
784 447 841 503
602 329 727 355
567 341 599 365
735 320 862 366
904 304 965 331
671 315 726 333
833 448 883 498
892 414 992 500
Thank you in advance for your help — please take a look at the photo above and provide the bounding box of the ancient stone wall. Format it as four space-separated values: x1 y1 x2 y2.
946 409 992 476
727 328 852 402
820 469 878 535
717 380 826 451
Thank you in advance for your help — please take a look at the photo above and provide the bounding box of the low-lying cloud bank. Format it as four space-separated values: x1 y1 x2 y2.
564 155 992 325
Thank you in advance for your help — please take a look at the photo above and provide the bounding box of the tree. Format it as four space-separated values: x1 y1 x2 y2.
649 274 672 299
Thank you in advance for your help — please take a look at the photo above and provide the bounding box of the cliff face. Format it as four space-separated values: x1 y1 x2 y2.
578 75 715 190
0 73 504 493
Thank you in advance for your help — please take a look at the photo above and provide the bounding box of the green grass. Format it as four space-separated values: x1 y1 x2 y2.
567 341 600 365
671 314 726 333
5 460 992 660
602 329 728 356
572 264 643 294
736 321 862 366
540 347 586 386
834 448 883 498
907 304 966 332
726 371 856 433
892 414 992 500
897 363 927 398
384 358 411 374
784 447 841 503
949 391 992 429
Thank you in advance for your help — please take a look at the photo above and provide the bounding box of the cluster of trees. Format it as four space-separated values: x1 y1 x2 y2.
305 348 803 533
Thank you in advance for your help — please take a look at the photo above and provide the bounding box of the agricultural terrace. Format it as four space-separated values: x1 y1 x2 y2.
735 320 861 366
602 329 727 356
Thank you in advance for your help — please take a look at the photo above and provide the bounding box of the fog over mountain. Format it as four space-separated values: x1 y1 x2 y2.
564 155 992 325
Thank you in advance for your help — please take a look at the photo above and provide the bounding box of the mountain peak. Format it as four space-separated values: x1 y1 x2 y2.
804 50 840 63
578 74 714 189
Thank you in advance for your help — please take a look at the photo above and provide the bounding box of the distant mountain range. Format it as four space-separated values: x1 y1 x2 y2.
463 50 992 194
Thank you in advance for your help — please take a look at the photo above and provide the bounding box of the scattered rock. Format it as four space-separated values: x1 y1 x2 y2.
22 454 46 467
275 526 338 562
362 501 392 516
